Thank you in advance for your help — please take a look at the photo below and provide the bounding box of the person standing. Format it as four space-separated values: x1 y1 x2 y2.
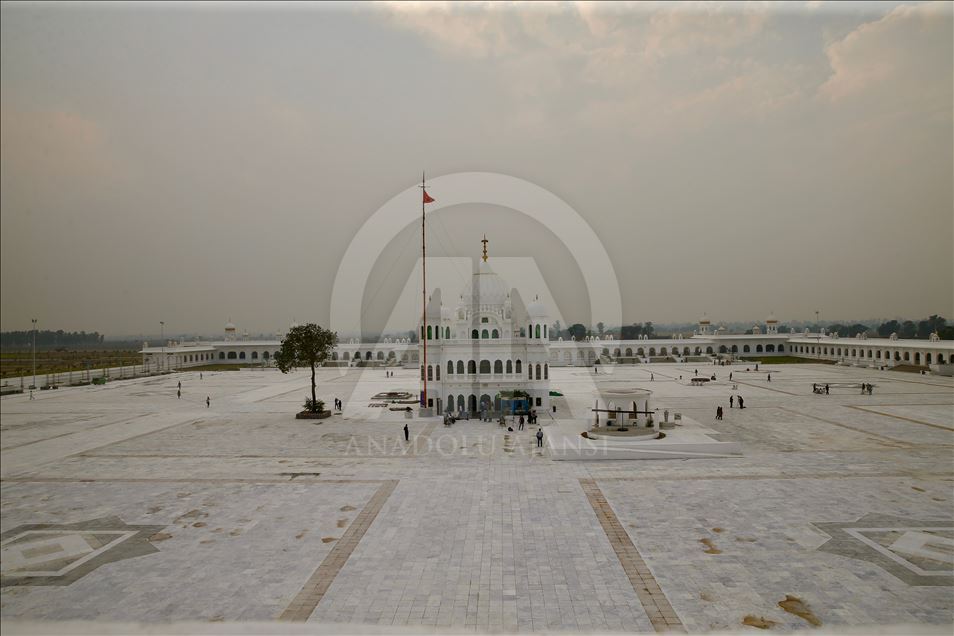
177 388 181 399
729 395 734 408
178 380 182 390
403 423 409 442
729 372 733 381
518 415 525 431
738 395 744 409
536 428 544 448
767 373 771 382
650 373 654 381
206 396 210 408
716 406 723 420
200 373 203 380
825 384 830 395
29 389 34 400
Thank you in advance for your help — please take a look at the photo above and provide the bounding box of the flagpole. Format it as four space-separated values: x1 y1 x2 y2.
421 171 427 411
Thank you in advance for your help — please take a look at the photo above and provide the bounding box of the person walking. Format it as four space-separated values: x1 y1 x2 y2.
518 415 525 431
177 389 181 399
178 380 182 390
729 372 733 381
200 372 203 380
403 423 409 442
650 373 654 381
825 384 830 395
767 373 771 382
29 389 34 400
695 369 698 376
729 395 734 408
738 395 745 409
536 428 544 448
206 396 210 408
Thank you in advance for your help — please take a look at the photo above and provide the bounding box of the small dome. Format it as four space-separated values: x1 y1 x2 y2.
527 296 548 318
699 313 711 325
766 313 778 324
225 320 236 331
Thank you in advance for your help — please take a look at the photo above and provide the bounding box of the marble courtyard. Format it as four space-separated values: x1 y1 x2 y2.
1 363 952 633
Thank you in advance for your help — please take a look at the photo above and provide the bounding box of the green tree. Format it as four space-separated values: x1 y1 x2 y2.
274 323 338 412
596 321 605 336
567 323 587 341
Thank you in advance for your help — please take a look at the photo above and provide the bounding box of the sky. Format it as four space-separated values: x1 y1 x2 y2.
1 1 952 339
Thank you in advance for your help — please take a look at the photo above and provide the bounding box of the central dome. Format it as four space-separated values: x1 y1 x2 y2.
459 261 509 307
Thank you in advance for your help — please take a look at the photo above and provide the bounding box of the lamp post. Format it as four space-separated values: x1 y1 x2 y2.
160 321 165 373
31 318 37 389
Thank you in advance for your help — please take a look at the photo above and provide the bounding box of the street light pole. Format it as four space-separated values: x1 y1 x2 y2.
160 321 165 373
31 318 37 389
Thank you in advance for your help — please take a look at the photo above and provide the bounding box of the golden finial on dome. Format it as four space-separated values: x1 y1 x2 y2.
481 235 489 263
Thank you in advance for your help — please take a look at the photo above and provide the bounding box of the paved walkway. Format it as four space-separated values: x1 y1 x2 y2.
1 364 952 633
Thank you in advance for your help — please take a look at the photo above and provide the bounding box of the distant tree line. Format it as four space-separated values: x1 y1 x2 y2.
2 330 105 350
875 315 951 340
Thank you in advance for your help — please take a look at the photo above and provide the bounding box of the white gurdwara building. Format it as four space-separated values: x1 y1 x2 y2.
417 249 550 416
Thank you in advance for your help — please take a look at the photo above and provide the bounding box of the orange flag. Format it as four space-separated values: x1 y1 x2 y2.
422 190 435 204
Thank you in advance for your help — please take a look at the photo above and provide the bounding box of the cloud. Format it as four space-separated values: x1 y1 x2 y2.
819 1 953 114
0 106 124 189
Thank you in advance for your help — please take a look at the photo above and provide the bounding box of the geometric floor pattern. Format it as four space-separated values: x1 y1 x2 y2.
1 363 952 632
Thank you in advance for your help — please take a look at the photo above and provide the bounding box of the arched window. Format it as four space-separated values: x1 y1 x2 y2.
544 325 547 338
743 345 750 353
227 351 237 359
731 345 738 353
472 329 479 339
706 347 713 354
494 360 503 374
492 329 499 339
756 345 763 353
778 345 784 352
506 360 513 374
332 352 338 360
251 351 258 359
544 363 548 379
515 359 522 374
436 366 440 381
529 323 534 338
427 326 432 340
448 361 454 375
366 351 372 360
481 329 489 339
766 344 774 352
660 347 667 356
457 360 464 374
479 359 491 374
625 348 633 357
420 365 425 380
445 327 451 338
467 360 476 374
446 396 455 413
637 348 645 356
683 347 690 355
536 364 542 380
926 353 932 365
718 346 727 354
535 324 541 339
649 348 656 356
219 352 225 360
239 351 246 359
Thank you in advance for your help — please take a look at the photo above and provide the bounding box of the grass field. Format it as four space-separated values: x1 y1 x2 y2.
0 350 142 379
738 355 836 364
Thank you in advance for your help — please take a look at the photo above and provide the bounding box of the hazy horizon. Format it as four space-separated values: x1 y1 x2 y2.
2 1 952 337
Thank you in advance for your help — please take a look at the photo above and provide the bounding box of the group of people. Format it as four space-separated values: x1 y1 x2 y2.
175 379 211 408
385 370 393 378
812 383 830 395
333 397 343 411
860 383 874 395
716 394 745 419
